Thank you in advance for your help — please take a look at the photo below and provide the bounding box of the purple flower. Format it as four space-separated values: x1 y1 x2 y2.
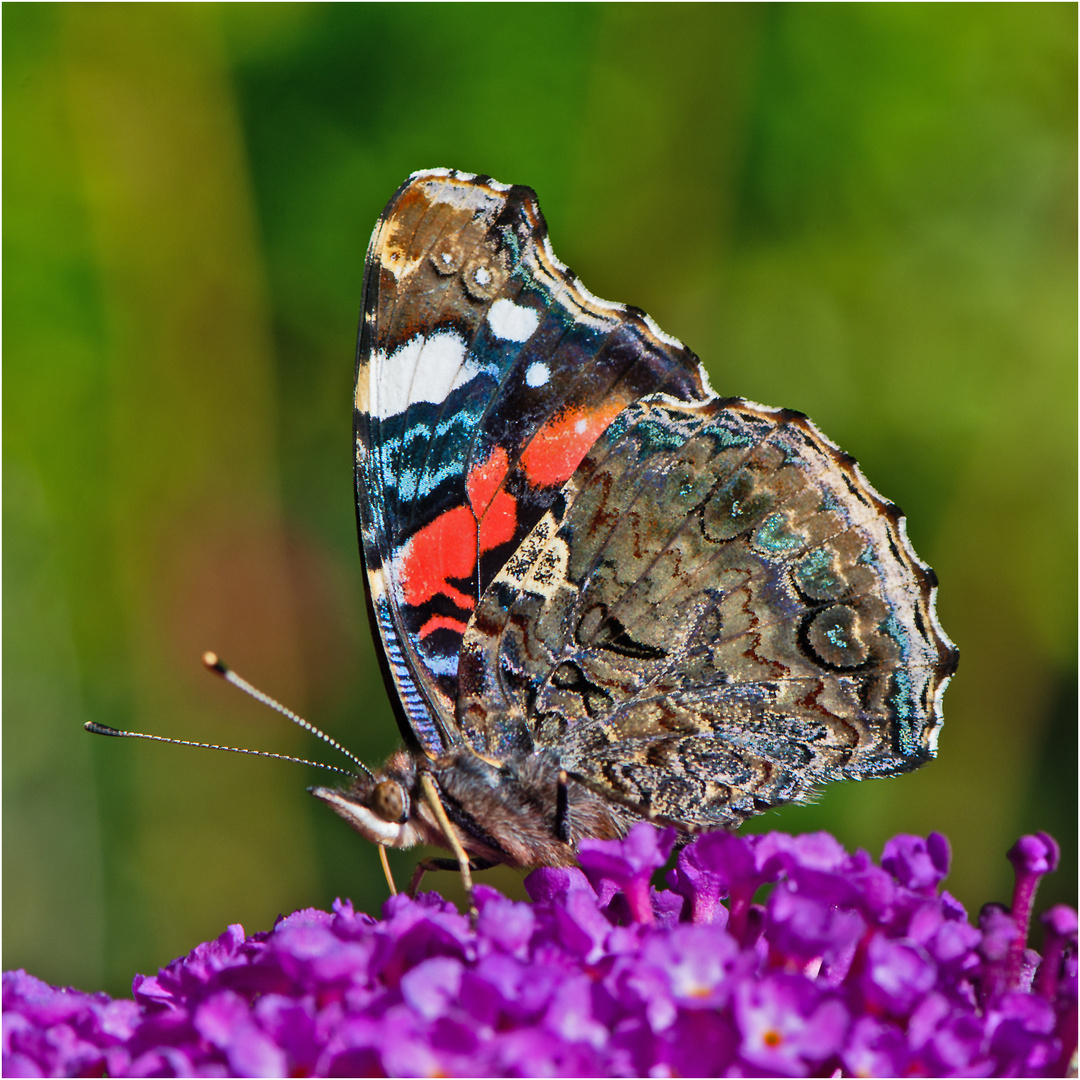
4 828 1074 1077
1009 833 1061 878
669 829 771 944
753 829 850 875
842 1015 913 1077
907 991 992 1074
1006 833 1062 992
577 820 676 924
734 973 848 1075
860 933 938 1017
641 923 740 1008
1036 904 1078 1000
194 990 287 1077
765 879 865 964
1034 904 1079 1074
881 831 952 893
978 902 1020 1007
666 828 757 926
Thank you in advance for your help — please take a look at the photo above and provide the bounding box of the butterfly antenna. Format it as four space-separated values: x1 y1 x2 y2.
83 721 353 776
202 652 374 779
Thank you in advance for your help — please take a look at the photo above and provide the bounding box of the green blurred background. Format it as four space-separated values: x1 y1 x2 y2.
4 4 1076 998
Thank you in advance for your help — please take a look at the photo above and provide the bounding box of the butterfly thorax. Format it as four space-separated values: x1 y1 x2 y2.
311 747 632 869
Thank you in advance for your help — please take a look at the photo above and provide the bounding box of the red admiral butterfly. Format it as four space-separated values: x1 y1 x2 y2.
310 169 958 898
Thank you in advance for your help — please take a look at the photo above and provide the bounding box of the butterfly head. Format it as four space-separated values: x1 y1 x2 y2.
309 750 426 850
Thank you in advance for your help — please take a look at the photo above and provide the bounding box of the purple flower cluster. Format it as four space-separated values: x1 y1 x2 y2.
4 828 1075 1077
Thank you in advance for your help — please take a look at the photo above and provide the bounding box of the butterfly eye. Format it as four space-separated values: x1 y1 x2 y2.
371 780 406 823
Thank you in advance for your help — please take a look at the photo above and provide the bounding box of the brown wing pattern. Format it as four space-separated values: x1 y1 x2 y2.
456 395 958 830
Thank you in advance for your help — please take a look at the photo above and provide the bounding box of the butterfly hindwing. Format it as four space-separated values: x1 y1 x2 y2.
456 395 957 829
355 170 711 754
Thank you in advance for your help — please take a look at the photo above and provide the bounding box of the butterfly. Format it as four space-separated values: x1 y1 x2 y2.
310 169 958 895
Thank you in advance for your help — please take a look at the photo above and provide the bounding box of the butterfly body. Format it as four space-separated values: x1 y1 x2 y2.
314 747 627 869
312 169 957 870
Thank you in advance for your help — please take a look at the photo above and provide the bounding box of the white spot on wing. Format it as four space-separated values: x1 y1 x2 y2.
488 298 540 342
525 361 550 388
372 331 476 418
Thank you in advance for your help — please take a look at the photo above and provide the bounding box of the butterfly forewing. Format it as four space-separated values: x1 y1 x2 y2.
355 170 710 755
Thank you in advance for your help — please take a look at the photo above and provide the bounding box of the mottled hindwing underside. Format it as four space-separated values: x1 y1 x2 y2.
355 170 710 754
456 396 959 830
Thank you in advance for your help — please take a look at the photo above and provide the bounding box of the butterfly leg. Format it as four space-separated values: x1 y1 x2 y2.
406 856 495 897
555 769 572 844
418 772 481 923
377 844 397 895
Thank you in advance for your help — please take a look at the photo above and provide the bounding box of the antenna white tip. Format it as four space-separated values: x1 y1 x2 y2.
203 651 225 673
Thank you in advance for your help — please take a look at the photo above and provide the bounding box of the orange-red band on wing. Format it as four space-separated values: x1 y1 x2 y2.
418 614 470 640
520 401 626 488
399 504 477 610
399 444 522 615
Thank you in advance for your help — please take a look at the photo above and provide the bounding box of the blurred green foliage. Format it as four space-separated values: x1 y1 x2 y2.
4 4 1075 997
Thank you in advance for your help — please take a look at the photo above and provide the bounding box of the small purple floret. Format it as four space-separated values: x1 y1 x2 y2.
4 828 1074 1077
578 821 676 924
881 831 951 893
1009 833 1061 878
1003 833 1063 996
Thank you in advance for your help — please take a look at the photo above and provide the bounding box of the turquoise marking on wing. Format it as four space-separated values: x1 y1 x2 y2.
796 547 839 596
754 512 805 556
